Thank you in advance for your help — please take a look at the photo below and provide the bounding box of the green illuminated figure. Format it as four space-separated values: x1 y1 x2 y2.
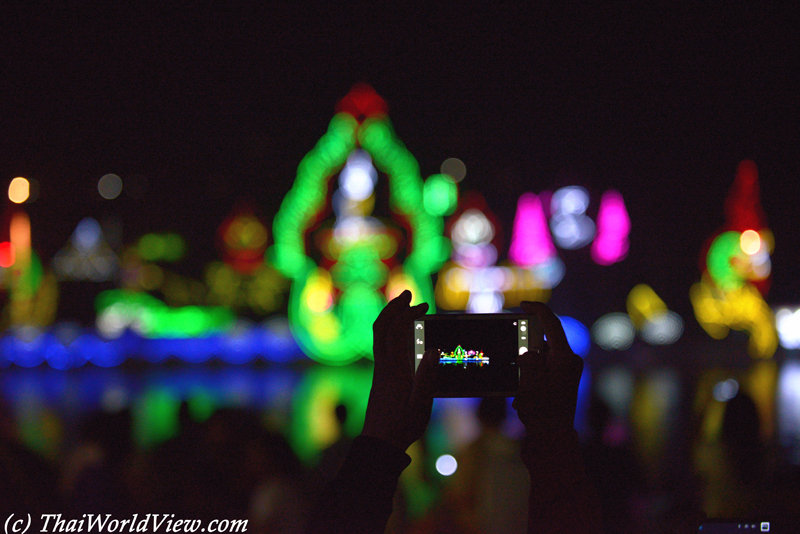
271 85 451 365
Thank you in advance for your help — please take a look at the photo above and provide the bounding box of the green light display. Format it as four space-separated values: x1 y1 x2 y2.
96 289 235 338
270 86 450 365
706 231 745 291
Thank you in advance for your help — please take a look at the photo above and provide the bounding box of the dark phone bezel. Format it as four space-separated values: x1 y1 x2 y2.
412 313 542 398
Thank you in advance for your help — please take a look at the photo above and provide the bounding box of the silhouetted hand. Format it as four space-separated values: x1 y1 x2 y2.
512 301 584 436
512 302 603 533
362 290 439 452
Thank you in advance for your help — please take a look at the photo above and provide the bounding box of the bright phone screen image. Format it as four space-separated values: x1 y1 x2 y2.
414 314 539 397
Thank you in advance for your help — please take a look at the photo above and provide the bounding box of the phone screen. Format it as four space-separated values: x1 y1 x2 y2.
414 314 540 397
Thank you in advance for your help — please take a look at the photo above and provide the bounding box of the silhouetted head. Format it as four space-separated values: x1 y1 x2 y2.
334 403 348 426
477 397 507 429
721 392 764 485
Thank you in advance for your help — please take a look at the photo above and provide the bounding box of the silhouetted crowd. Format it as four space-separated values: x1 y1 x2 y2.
1 295 799 533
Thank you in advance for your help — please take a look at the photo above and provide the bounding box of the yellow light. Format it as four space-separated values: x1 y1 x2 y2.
304 270 334 313
8 177 30 204
627 284 667 329
309 313 340 342
740 229 761 255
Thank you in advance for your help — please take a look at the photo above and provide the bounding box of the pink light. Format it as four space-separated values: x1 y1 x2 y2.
591 190 630 266
509 193 556 267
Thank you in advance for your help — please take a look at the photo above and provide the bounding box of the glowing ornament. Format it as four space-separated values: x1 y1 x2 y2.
271 85 450 365
591 190 630 266
52 218 118 282
509 193 557 267
549 186 595 250
691 160 777 358
435 194 509 312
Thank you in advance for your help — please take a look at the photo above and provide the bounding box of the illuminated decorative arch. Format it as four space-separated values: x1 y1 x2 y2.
270 85 449 365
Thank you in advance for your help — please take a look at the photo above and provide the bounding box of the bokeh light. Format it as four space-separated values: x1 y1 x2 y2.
591 190 630 265
98 173 123 200
592 312 635 351
549 186 595 249
423 174 458 217
559 315 591 357
435 454 458 476
712 378 739 402
627 284 668 329
778 361 800 463
440 157 466 183
639 311 684 345
8 177 30 203
509 193 556 267
0 242 15 268
776 307 800 349
339 150 377 201
740 229 761 255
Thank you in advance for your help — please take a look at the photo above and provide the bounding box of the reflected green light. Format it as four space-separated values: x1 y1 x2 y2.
289 363 372 465
133 388 180 448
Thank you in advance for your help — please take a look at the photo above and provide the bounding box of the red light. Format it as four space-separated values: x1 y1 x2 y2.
0 242 15 268
336 83 388 121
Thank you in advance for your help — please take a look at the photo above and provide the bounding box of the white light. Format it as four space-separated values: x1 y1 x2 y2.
592 313 635 351
550 186 595 249
552 186 590 214
777 361 800 462
550 215 595 249
452 209 494 245
640 311 684 345
339 151 377 201
776 307 800 349
712 379 739 402
467 291 504 313
435 454 458 476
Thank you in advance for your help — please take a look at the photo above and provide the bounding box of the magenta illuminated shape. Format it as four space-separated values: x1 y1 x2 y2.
509 193 556 267
591 190 630 266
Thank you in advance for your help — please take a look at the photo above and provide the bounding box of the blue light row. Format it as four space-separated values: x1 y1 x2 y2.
0 320 305 369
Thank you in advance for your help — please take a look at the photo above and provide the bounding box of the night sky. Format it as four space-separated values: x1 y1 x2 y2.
2 2 798 329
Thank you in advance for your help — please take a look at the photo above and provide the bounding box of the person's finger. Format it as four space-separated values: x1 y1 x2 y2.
517 346 545 394
395 301 429 330
373 290 417 362
521 301 573 357
406 347 439 443
412 347 440 397
373 290 413 338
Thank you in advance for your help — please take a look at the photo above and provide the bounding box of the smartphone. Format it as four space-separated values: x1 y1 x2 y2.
699 519 773 532
413 313 542 397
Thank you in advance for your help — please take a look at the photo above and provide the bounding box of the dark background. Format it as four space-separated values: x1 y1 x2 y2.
1 2 798 326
